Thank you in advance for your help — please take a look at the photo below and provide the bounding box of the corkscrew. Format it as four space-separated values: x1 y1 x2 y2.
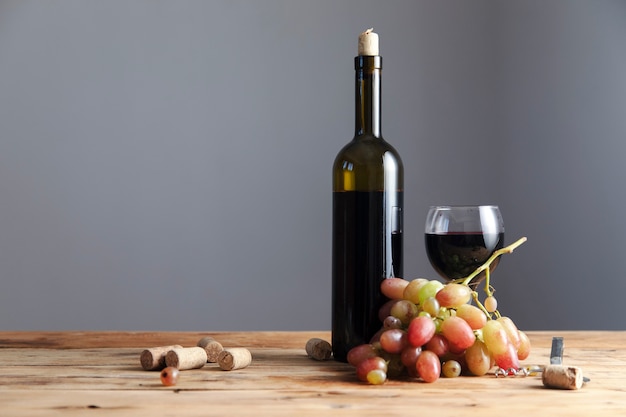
494 336 589 390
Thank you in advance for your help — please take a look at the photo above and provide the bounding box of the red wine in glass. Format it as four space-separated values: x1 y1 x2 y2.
425 206 504 286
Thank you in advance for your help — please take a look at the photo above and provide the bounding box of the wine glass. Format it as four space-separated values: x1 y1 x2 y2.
425 205 504 287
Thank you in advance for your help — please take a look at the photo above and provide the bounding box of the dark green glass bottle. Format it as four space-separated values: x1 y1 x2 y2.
332 32 404 362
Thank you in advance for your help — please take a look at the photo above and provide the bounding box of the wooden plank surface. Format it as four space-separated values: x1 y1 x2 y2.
1 331 625 416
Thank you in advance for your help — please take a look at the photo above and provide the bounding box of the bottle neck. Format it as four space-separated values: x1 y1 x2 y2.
354 55 382 138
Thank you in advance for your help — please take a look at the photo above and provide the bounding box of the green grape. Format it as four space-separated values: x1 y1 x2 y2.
390 300 419 325
366 369 387 385
418 280 444 304
437 307 451 320
434 318 442 333
442 360 462 378
497 316 521 349
465 339 492 376
402 278 428 303
421 297 440 317
482 320 509 355
517 330 531 360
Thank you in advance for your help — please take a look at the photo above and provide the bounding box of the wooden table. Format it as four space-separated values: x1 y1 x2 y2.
0 331 625 416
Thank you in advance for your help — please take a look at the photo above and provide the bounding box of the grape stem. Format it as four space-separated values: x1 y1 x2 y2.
471 291 494 319
454 237 527 319
458 237 526 288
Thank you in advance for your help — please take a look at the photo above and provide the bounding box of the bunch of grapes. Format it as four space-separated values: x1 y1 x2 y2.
347 238 529 384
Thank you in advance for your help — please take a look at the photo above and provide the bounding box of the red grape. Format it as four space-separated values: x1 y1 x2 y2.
407 316 436 347
382 315 403 330
440 316 475 351
416 350 441 383
436 283 472 308
356 356 387 382
400 345 422 368
423 334 449 358
160 367 180 386
456 304 487 330
347 344 379 367
378 299 397 322
379 329 408 354
380 277 409 300
493 342 520 370
484 295 498 312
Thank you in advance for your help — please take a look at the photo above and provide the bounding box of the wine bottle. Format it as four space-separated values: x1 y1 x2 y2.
332 29 404 362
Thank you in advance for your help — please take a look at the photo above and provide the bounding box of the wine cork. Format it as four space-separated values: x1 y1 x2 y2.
358 28 379 56
197 336 224 363
139 345 183 371
542 365 584 390
165 347 208 370
305 338 332 361
218 348 252 371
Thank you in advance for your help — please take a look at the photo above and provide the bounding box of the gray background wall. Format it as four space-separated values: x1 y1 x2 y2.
1 0 625 331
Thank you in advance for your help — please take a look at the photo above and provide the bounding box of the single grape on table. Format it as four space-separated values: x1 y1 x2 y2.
345 237 529 384
160 366 180 386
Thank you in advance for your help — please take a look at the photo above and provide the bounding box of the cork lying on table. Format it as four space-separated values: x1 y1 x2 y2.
305 338 332 361
218 348 252 371
542 365 584 390
197 336 224 363
140 345 183 371
165 347 208 370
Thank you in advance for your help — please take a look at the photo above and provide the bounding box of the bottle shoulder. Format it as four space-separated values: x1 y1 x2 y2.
333 136 403 167
333 136 403 192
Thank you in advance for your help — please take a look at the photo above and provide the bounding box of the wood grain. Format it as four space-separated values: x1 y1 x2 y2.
0 331 625 416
